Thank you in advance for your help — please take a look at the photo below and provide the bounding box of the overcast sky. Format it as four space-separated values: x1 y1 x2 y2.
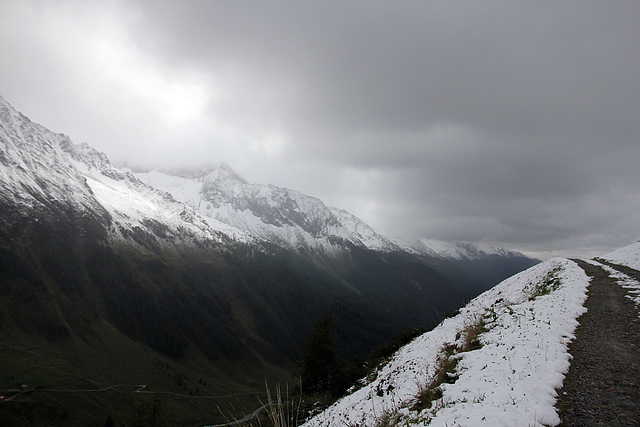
1 0 639 258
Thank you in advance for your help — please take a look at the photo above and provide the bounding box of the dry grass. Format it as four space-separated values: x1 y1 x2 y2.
412 316 486 412
261 381 303 427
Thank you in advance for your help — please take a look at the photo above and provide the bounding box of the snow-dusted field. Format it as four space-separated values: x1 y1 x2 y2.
304 257 591 426
601 241 640 270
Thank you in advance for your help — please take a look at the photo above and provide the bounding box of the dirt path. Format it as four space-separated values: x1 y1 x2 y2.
556 259 640 426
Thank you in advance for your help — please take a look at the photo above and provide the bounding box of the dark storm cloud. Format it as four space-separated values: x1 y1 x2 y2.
136 1 639 140
2 0 639 257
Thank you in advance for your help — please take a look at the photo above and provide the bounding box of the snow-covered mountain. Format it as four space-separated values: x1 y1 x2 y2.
0 93 490 365
0 89 534 268
0 97 105 216
0 92 536 294
132 165 537 268
133 164 399 254
0 95 239 249
0 93 530 266
405 239 531 261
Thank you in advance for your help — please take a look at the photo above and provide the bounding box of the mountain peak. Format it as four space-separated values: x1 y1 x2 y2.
161 162 248 184
209 162 247 184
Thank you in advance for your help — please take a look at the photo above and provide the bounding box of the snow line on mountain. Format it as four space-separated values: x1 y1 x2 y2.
132 167 536 261
0 95 235 248
132 167 398 253
304 257 590 426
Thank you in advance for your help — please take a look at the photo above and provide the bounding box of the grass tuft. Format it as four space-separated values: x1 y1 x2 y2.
530 266 563 300
262 381 302 427
411 316 486 413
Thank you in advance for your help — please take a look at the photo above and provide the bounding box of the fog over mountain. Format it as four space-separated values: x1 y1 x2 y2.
1 1 639 258
0 94 541 425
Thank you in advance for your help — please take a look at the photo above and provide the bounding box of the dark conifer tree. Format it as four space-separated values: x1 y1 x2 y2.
299 311 343 396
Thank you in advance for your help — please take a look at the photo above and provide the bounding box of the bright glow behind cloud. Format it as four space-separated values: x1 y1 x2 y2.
1 0 639 258
89 32 210 127
36 1 211 127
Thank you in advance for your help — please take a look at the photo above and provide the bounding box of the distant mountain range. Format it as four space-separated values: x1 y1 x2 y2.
130 163 538 289
132 164 534 262
0 95 539 425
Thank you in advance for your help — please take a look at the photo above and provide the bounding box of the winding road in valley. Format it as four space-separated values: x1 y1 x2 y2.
556 259 640 426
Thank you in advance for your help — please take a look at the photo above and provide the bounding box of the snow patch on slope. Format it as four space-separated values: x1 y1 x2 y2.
328 207 398 252
601 241 640 270
597 262 640 316
304 258 590 426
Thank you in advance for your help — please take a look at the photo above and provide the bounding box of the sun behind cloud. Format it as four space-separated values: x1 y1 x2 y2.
84 14 211 127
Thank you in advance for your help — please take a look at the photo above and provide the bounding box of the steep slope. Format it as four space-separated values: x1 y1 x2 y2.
0 96 410 365
305 257 591 426
0 95 289 360
305 242 640 426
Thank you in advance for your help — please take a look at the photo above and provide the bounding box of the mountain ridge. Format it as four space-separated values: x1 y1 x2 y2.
0 94 538 425
133 163 536 264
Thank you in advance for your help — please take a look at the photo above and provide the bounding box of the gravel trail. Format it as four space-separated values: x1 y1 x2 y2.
556 259 640 426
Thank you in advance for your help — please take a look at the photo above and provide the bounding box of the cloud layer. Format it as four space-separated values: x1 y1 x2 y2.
1 0 639 257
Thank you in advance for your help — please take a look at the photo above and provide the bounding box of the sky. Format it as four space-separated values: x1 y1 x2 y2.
1 0 639 259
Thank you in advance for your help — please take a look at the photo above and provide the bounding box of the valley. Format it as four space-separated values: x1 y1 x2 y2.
0 95 538 425
0 2 636 425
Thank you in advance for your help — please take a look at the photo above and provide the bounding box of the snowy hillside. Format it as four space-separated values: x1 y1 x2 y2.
134 165 399 253
304 257 591 426
0 96 104 214
601 241 640 270
600 241 640 310
0 96 231 248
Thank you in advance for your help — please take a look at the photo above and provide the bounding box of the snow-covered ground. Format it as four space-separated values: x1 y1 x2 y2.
593 243 640 315
599 263 640 315
304 258 591 426
601 241 640 270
